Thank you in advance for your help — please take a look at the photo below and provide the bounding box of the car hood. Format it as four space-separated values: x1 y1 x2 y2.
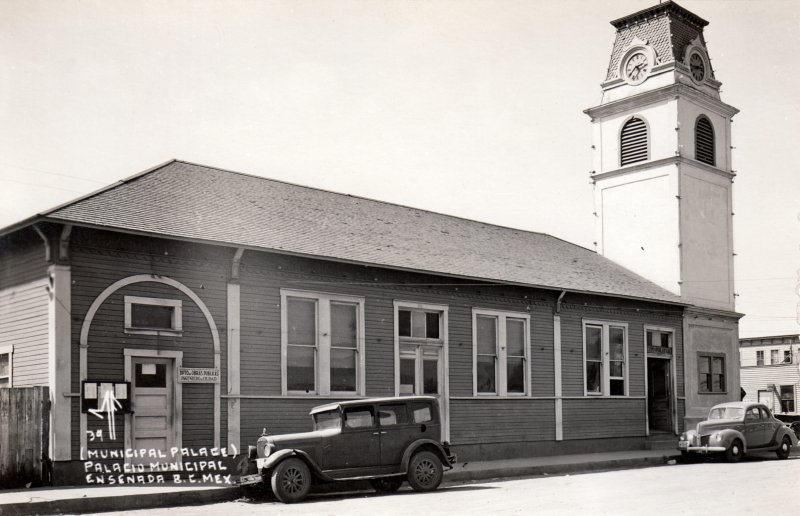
696 420 743 436
265 428 340 448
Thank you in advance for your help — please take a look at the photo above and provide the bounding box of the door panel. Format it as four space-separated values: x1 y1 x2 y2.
377 403 417 467
131 357 174 466
323 405 380 474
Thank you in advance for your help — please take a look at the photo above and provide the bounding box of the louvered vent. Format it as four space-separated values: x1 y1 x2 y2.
620 117 648 166
695 116 715 166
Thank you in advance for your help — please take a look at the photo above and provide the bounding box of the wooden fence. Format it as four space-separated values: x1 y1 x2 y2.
0 386 50 488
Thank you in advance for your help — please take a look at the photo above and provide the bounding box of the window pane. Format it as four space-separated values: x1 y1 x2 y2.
609 327 625 359
331 303 357 348
131 304 174 329
344 407 374 429
771 350 779 364
412 310 426 338
646 331 653 347
586 361 601 393
0 354 8 377
330 348 356 392
610 361 624 377
411 403 432 423
660 333 671 348
423 360 438 395
379 404 408 426
712 357 724 374
506 319 525 357
399 310 411 337
507 357 525 393
400 358 415 395
714 373 725 392
476 316 497 355
287 299 316 346
586 326 602 361
0 378 8 387
698 356 710 374
610 379 625 396
477 355 496 393
287 346 315 392
426 312 440 339
135 363 167 388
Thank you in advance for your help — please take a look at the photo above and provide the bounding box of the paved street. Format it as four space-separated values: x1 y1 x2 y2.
96 455 800 516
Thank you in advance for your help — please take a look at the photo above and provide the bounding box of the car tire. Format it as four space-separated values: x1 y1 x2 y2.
776 436 792 460
370 477 404 493
270 458 312 503
725 439 743 463
407 451 443 492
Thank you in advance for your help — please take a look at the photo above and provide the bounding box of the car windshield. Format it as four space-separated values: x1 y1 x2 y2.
313 410 341 431
708 407 744 420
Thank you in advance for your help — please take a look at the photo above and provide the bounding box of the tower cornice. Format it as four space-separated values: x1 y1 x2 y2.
584 83 739 121
591 156 736 183
610 1 708 30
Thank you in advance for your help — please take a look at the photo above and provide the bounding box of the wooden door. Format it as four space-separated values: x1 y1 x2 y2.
130 357 174 465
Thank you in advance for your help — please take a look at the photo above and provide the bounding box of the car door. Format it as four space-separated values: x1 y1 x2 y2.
324 405 380 475
759 407 782 447
743 407 762 447
377 403 416 468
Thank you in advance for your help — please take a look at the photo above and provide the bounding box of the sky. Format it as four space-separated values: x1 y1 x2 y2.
0 0 798 338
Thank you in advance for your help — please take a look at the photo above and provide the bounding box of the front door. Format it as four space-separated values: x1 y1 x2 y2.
130 357 175 465
647 358 672 432
399 343 446 440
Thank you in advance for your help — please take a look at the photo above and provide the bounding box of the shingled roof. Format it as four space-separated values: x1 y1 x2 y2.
26 160 683 304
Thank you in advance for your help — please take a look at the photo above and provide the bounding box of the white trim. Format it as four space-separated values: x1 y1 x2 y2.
124 295 183 335
280 289 366 397
644 325 679 435
48 264 71 461
226 282 241 451
582 319 630 397
553 315 563 441
0 344 13 388
471 308 531 397
123 349 183 466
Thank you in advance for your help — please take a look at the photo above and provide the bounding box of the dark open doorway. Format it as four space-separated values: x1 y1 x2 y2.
647 357 672 432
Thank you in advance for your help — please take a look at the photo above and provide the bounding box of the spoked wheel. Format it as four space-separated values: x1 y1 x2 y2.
370 476 404 493
407 451 443 492
776 436 792 460
270 458 312 503
725 439 743 463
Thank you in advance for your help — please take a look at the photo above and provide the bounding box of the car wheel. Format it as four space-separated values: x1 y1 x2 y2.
370 477 404 493
407 451 443 492
270 458 312 503
776 436 792 460
725 439 743 463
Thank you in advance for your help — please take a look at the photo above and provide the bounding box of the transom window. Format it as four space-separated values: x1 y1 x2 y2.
695 116 715 166
124 296 182 335
473 309 530 396
399 309 440 340
0 345 12 388
281 290 365 396
620 116 649 166
584 321 628 396
698 352 726 393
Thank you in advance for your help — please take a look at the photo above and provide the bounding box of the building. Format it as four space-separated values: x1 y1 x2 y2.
0 1 741 485
740 335 799 414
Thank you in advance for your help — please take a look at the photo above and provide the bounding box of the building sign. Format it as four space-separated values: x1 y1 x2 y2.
178 367 220 383
647 346 672 358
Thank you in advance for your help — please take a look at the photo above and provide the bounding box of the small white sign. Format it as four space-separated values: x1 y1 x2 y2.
178 367 220 383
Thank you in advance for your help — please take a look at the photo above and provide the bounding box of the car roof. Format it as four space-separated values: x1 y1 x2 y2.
711 402 768 410
309 396 438 415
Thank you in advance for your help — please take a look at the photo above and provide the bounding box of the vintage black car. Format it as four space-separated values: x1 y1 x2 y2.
243 396 456 503
678 401 798 462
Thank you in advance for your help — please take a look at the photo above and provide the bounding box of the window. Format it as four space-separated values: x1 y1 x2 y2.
0 345 12 388
124 296 182 335
620 116 648 166
395 302 447 398
771 349 780 365
378 404 408 426
784 350 792 364
695 116 715 166
780 386 795 413
583 321 628 396
756 350 764 366
646 328 673 349
281 290 365 396
399 309 440 339
698 353 726 393
473 309 530 396
343 406 374 429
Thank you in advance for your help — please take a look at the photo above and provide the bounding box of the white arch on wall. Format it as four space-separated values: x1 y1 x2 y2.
79 274 221 454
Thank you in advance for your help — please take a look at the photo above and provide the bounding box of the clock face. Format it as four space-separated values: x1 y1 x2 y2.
625 52 649 83
689 52 706 82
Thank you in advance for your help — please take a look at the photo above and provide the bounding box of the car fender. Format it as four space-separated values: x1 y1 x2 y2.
714 429 747 452
401 439 452 471
772 425 799 447
261 449 333 481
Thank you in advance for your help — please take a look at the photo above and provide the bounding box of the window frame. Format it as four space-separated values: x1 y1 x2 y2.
619 115 650 167
0 344 13 388
694 115 716 166
124 296 183 336
756 350 764 366
471 308 531 397
582 320 629 397
697 352 727 394
280 289 366 397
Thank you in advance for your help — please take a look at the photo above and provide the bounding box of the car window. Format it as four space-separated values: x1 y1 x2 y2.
745 407 760 422
343 407 375 429
378 404 408 426
313 410 341 431
409 402 434 423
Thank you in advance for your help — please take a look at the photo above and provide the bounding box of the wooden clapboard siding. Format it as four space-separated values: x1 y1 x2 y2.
450 399 555 444
562 398 646 439
0 229 47 290
0 279 49 387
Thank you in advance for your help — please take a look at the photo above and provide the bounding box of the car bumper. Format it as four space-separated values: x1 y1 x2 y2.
678 442 726 453
239 473 263 486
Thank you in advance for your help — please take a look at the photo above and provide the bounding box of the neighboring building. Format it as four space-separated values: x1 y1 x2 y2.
584 0 741 428
740 335 800 414
0 1 741 485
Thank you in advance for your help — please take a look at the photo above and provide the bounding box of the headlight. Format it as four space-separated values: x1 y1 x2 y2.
711 433 722 442
680 433 686 441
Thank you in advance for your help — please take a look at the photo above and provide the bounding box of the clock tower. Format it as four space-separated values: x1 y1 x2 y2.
584 1 742 429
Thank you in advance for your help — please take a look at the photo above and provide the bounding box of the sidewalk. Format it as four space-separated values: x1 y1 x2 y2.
0 449 679 515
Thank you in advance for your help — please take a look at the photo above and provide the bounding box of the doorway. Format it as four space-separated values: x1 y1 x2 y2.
647 357 672 432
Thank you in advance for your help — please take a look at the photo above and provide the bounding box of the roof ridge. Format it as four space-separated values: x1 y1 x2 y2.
173 159 597 255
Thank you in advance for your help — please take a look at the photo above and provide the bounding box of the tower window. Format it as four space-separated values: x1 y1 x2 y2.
695 116 715 166
620 117 648 166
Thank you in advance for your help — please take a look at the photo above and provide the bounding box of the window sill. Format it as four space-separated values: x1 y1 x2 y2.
125 328 183 337
698 391 728 395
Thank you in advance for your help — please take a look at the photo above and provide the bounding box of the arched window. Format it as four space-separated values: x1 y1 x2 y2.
695 116 715 166
620 117 648 166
